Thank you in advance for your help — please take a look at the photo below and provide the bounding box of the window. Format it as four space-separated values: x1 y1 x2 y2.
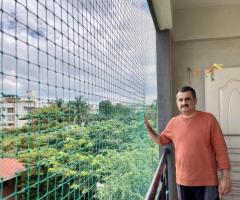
7 108 14 113
24 107 35 111
8 116 15 121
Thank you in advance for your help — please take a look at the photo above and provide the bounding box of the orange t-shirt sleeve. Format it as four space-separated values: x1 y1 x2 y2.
159 131 171 145
210 116 231 170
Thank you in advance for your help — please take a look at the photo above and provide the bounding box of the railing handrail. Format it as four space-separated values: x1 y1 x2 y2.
145 148 168 200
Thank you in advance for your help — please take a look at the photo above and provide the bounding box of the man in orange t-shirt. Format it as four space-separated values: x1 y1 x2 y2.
145 86 231 200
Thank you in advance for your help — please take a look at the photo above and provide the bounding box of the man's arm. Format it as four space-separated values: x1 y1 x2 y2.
210 115 231 195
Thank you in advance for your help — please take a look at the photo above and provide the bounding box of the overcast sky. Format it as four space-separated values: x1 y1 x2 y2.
0 0 157 106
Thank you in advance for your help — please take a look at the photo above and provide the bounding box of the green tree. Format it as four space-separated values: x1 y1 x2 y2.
3 101 158 200
114 103 131 115
66 97 90 124
19 97 90 131
99 100 114 115
95 145 158 200
17 126 98 199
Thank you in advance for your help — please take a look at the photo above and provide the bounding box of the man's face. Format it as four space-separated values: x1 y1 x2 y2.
176 91 197 114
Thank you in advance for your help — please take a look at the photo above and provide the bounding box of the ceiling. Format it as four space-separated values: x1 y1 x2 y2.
172 0 240 10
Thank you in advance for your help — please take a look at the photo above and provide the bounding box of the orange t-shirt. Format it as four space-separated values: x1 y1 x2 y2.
160 111 231 186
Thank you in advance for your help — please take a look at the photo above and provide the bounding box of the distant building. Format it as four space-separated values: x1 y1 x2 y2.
0 158 26 200
89 104 99 114
0 91 45 128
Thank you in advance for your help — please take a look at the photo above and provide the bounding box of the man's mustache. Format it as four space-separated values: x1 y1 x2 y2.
181 104 189 108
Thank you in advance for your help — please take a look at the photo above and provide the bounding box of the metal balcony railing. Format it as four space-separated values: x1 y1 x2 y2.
145 146 240 200
145 149 168 200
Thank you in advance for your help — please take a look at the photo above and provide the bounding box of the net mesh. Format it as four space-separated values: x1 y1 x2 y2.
0 0 157 199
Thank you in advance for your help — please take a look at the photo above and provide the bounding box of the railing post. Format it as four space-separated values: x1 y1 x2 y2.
156 30 178 200
165 145 177 200
147 1 178 199
145 149 168 200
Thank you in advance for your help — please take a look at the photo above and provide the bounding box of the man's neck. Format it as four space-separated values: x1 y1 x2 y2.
181 110 198 118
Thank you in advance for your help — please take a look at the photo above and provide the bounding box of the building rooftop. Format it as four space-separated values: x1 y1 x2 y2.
0 158 26 182
2 94 19 98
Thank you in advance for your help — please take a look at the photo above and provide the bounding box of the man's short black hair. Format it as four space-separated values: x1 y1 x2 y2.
176 86 196 99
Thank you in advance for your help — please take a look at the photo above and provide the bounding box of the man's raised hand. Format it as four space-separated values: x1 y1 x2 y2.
144 115 151 130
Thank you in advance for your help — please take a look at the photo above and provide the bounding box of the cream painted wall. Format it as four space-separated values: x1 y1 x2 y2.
171 5 240 114
173 5 240 41
168 5 240 198
172 38 240 114
152 0 173 30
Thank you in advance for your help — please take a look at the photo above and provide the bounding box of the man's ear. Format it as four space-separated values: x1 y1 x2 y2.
194 97 197 105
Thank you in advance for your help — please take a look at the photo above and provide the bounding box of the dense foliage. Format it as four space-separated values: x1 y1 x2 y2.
2 99 158 200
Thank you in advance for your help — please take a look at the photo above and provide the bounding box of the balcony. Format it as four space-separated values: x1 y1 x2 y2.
0 0 239 199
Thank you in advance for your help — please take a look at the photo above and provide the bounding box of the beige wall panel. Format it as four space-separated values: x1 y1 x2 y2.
172 38 240 114
173 5 240 41
152 0 173 30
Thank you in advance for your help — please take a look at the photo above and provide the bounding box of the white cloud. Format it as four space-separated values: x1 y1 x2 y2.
0 76 22 95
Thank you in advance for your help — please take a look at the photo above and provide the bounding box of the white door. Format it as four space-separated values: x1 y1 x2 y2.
205 67 240 200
